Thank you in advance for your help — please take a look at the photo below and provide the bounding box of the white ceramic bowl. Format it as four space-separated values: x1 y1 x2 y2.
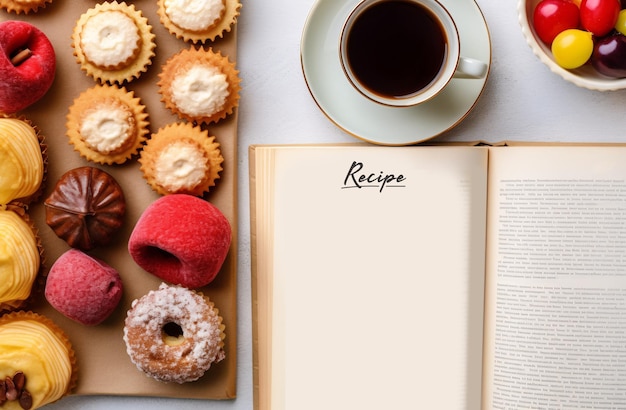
518 0 626 91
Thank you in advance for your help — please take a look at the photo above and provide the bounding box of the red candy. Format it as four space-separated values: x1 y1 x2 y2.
128 194 232 289
45 249 123 326
580 0 621 36
533 0 580 44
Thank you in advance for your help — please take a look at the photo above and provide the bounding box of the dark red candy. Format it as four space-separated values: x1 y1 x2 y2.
592 34 626 78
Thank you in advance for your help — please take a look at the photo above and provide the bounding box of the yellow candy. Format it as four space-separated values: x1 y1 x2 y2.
551 29 594 69
615 9 626 36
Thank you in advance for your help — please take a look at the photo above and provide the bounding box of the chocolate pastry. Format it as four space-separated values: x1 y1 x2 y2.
44 166 126 250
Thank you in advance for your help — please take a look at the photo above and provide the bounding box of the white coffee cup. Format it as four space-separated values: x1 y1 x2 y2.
339 0 488 107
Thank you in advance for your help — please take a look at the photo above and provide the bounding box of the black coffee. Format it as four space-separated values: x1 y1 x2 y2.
345 0 447 99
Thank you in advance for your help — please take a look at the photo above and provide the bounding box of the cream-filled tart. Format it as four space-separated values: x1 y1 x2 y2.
157 0 241 43
66 84 149 164
0 0 52 14
72 1 156 84
158 47 240 125
139 122 224 197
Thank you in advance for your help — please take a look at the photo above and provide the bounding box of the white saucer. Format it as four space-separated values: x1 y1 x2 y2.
300 0 492 146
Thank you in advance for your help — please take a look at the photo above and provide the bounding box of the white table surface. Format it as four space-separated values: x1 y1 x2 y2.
46 0 626 409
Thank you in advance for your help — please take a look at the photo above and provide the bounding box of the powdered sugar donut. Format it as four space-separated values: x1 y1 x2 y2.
128 194 231 288
123 283 225 383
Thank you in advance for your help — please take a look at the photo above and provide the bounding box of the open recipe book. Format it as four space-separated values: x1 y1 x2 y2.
249 143 626 410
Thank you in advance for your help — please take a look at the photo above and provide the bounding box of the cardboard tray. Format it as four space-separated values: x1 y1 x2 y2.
1 0 238 400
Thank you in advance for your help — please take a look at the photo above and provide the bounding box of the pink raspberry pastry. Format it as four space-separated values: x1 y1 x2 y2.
128 194 231 288
45 249 123 325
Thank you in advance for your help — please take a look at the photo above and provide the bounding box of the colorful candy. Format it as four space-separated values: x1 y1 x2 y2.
533 0 626 76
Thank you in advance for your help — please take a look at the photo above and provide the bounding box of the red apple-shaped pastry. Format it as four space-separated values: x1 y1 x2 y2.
0 20 56 114
45 249 123 326
128 194 232 288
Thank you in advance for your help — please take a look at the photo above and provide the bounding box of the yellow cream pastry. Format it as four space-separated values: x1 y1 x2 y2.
158 47 240 124
157 0 241 43
0 311 76 409
72 1 156 83
139 122 223 196
0 118 45 205
0 0 52 14
0 207 41 312
66 84 149 164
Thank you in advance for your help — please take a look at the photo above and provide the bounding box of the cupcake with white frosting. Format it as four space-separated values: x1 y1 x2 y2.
139 122 224 197
66 84 149 164
158 47 240 125
72 1 156 83
0 0 53 14
157 0 241 43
